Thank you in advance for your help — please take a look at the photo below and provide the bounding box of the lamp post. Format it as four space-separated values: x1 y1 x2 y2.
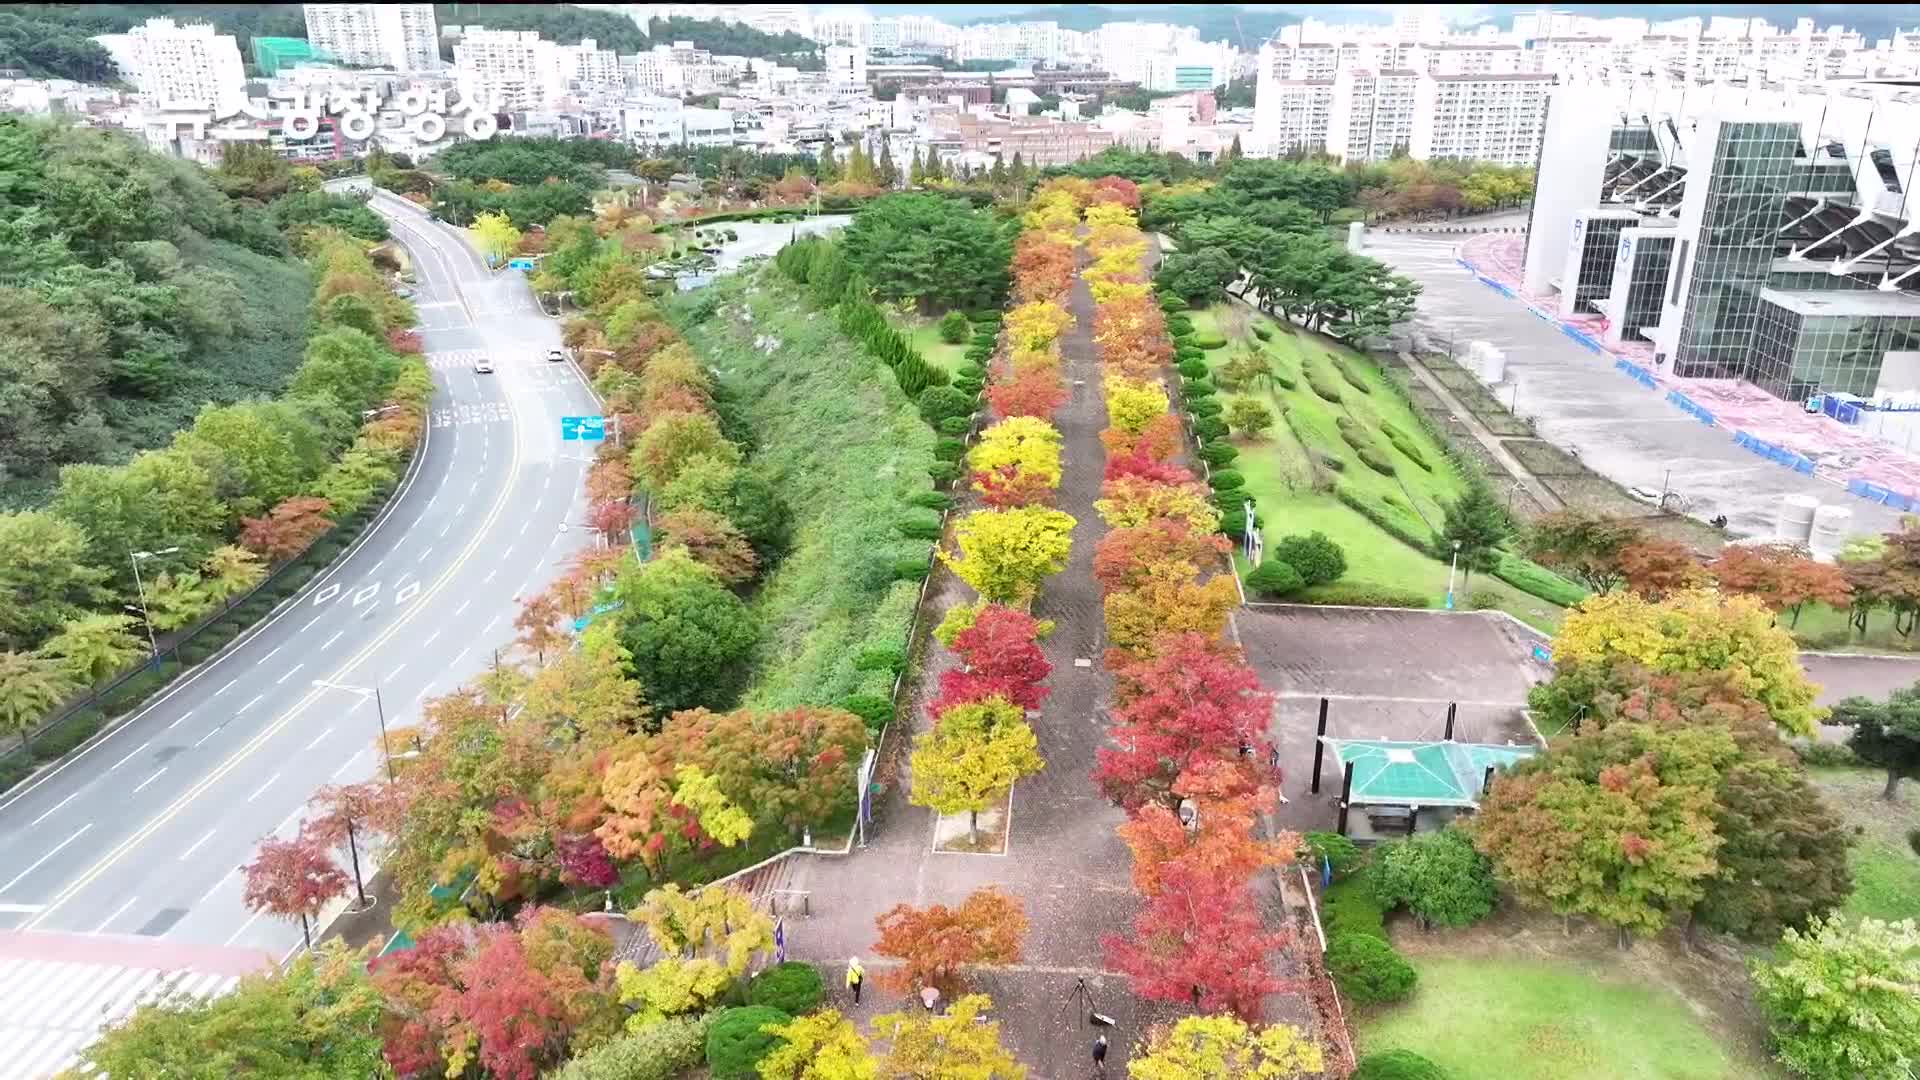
129 547 180 659
312 680 394 782
1445 539 1462 611
558 520 608 548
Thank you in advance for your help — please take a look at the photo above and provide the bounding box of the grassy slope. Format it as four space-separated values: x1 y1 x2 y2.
904 318 968 376
672 271 936 712
1360 955 1739 1080
1809 765 1920 922
1192 304 1568 631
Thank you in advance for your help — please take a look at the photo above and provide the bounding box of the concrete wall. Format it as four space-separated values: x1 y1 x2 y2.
1522 86 1611 295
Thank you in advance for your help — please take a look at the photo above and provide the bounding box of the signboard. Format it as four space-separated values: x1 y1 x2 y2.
570 600 624 633
507 257 536 271
560 416 606 442
148 85 502 145
1531 643 1553 663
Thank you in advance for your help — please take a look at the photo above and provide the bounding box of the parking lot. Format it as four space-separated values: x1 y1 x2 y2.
1364 230 1906 538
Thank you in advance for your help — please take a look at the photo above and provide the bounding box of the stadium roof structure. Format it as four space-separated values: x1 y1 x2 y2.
1317 737 1539 808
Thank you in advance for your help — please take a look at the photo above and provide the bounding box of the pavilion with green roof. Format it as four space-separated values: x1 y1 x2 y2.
1315 737 1539 840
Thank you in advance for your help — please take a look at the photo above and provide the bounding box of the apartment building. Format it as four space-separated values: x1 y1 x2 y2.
1253 78 1334 156
93 17 244 112
1328 68 1418 163
1408 72 1553 166
454 29 559 113
556 38 623 98
824 45 866 86
302 4 439 72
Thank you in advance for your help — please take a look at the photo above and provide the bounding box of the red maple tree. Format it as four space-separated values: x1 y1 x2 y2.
986 367 1070 420
1709 543 1854 626
972 463 1058 508
1616 539 1707 601
301 781 397 910
1093 519 1232 594
586 499 638 545
238 496 336 562
1093 634 1275 813
242 833 350 950
1117 759 1295 896
872 886 1029 994
931 605 1053 715
1104 861 1288 1021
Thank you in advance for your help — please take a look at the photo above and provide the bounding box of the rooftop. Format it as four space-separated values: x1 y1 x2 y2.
1319 738 1539 807
1760 287 1920 318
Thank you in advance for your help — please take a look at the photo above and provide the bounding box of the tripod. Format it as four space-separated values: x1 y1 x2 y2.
1060 977 1113 1076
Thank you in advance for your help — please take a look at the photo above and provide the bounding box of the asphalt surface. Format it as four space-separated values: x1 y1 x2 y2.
0 185 603 956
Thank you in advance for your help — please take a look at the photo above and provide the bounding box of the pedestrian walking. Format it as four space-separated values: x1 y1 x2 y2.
1092 1032 1109 1074
920 985 941 1013
846 956 865 1005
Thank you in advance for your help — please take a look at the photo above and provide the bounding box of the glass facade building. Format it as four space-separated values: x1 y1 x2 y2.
1672 121 1800 379
1571 214 1634 311
1751 290 1920 399
1618 233 1674 339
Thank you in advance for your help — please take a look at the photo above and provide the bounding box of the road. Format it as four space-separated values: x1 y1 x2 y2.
0 185 604 959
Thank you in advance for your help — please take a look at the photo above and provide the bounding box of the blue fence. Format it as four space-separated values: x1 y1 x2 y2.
1848 479 1917 511
1560 324 1603 353
1663 389 1717 426
1475 274 1515 299
1613 357 1657 389
1821 396 1863 425
1733 431 1817 474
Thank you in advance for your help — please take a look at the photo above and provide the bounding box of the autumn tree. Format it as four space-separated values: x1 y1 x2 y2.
1471 722 1729 943
514 590 567 664
910 696 1044 844
1095 476 1219 532
1093 519 1231 594
242 833 350 950
1709 543 1853 627
1106 860 1287 1021
616 885 774 1024
665 704 869 836
238 495 335 562
986 367 1068 420
1554 588 1822 737
873 887 1029 994
0 510 112 651
596 755 751 871
473 210 523 265
1120 760 1296 896
1104 562 1241 659
870 994 1025 1079
1617 538 1706 601
1094 634 1274 813
0 650 73 748
757 1009 878 1080
930 605 1052 714
940 506 1076 606
1129 1014 1325 1080
1523 510 1646 593
302 781 395 910
1750 915 1920 1080
656 507 759 584
79 941 387 1078
41 611 145 685
1831 682 1920 800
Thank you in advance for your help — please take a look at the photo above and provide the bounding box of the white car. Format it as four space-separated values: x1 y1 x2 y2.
546 348 566 363
474 358 494 374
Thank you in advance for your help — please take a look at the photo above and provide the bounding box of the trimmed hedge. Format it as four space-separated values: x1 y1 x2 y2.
1272 532 1346 587
897 509 944 540
747 962 824 1015
1298 581 1431 608
1200 443 1238 467
1177 358 1209 380
841 692 892 730
1160 294 1190 312
706 1005 791 1078
1251 324 1273 341
1490 552 1588 608
933 437 966 461
1188 397 1223 419
1181 378 1215 399
1245 559 1303 598
552 1013 714 1080
1353 1050 1452 1080
1195 333 1228 350
894 556 931 581
1328 933 1417 1005
1209 469 1245 491
1305 362 1344 403
908 490 953 511
1331 353 1373 394
927 461 960 485
939 416 972 436
1194 416 1227 441
1322 877 1389 940
1334 416 1395 477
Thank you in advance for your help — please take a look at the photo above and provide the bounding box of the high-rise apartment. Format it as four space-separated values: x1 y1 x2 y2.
302 4 439 72
454 29 559 112
93 17 245 111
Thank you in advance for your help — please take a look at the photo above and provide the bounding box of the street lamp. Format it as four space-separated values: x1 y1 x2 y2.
558 520 608 548
312 680 395 782
1445 539 1463 611
129 548 180 659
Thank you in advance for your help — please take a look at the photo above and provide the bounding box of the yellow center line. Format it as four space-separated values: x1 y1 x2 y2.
25 241 531 932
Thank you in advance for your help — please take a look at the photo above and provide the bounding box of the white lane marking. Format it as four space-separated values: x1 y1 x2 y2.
417 546 433 563
387 662 408 681
28 790 82 828
275 809 301 835
395 581 420 605
261 647 281 665
323 630 343 650
1 825 93 892
302 728 333 752
223 910 264 946
351 584 379 606
484 616 499 633
215 679 236 697
238 694 263 713
451 646 470 667
246 772 282 803
198 869 234 904
371 557 386 573
133 769 167 794
91 896 138 935
166 710 193 730
424 630 440 647
193 727 221 749
311 583 341 606
440 523 451 538
302 614 324 633
518 521 529 536
454 600 471 616
275 664 304 685
330 750 365 780
111 740 154 772
180 829 217 861
481 569 496 584
455 503 466 516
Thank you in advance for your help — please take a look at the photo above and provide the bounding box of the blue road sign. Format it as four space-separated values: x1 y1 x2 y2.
560 416 582 440
570 600 624 633
508 257 536 271
1531 643 1552 663
561 416 606 441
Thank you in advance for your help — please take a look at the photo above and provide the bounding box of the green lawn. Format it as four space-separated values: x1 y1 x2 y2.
904 318 969 376
1360 955 1743 1080
1809 765 1920 922
1190 304 1569 632
1790 602 1920 653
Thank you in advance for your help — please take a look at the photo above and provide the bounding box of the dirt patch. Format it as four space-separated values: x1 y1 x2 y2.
1386 904 1781 1076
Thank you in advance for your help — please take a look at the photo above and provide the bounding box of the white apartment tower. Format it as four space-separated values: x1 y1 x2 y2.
824 45 867 86
94 18 245 112
302 4 439 72
1408 72 1554 166
455 30 560 113
557 38 624 97
1328 68 1418 163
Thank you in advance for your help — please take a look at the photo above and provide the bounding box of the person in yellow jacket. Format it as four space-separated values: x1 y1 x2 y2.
845 956 865 1004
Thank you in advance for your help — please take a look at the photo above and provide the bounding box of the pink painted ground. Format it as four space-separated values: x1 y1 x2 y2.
1459 233 1920 501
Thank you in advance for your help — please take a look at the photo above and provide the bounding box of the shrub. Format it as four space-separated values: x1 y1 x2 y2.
747 962 825 1015
965 343 993 363
1305 363 1344 403
973 312 1002 327
1306 831 1365 879
952 376 984 397
1251 324 1273 341
1369 828 1497 929
1272 533 1346 587
1181 378 1215 399
1187 396 1223 419
1489 553 1588 608
1195 333 1227 350
1200 443 1239 468
842 693 893 729
971 330 998 347
1176 357 1210 380
919 386 975 427
939 416 973 436
1209 469 1245 491
908 490 954 511
1270 364 1298 391
1312 450 1346 473
1246 559 1304 598
1160 294 1189 312
1300 581 1430 608
1356 446 1397 476
1175 346 1203 364
897 510 944 541
1218 506 1248 540
705 1005 791 1078
1794 740 1858 768
1193 416 1227 441
894 556 930 581
957 363 986 380
939 310 970 344
1328 933 1417 1005
1321 877 1388 941
933 437 966 462
1331 354 1373 394
927 461 960 485
1353 1050 1452 1080
551 1014 714 1080
31 713 104 762
1381 426 1430 470
1166 314 1195 335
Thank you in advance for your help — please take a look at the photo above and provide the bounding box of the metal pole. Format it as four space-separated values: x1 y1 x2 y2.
1336 761 1355 836
1310 697 1329 794
129 552 159 659
1444 702 1457 741
374 686 394 783
1445 546 1460 611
